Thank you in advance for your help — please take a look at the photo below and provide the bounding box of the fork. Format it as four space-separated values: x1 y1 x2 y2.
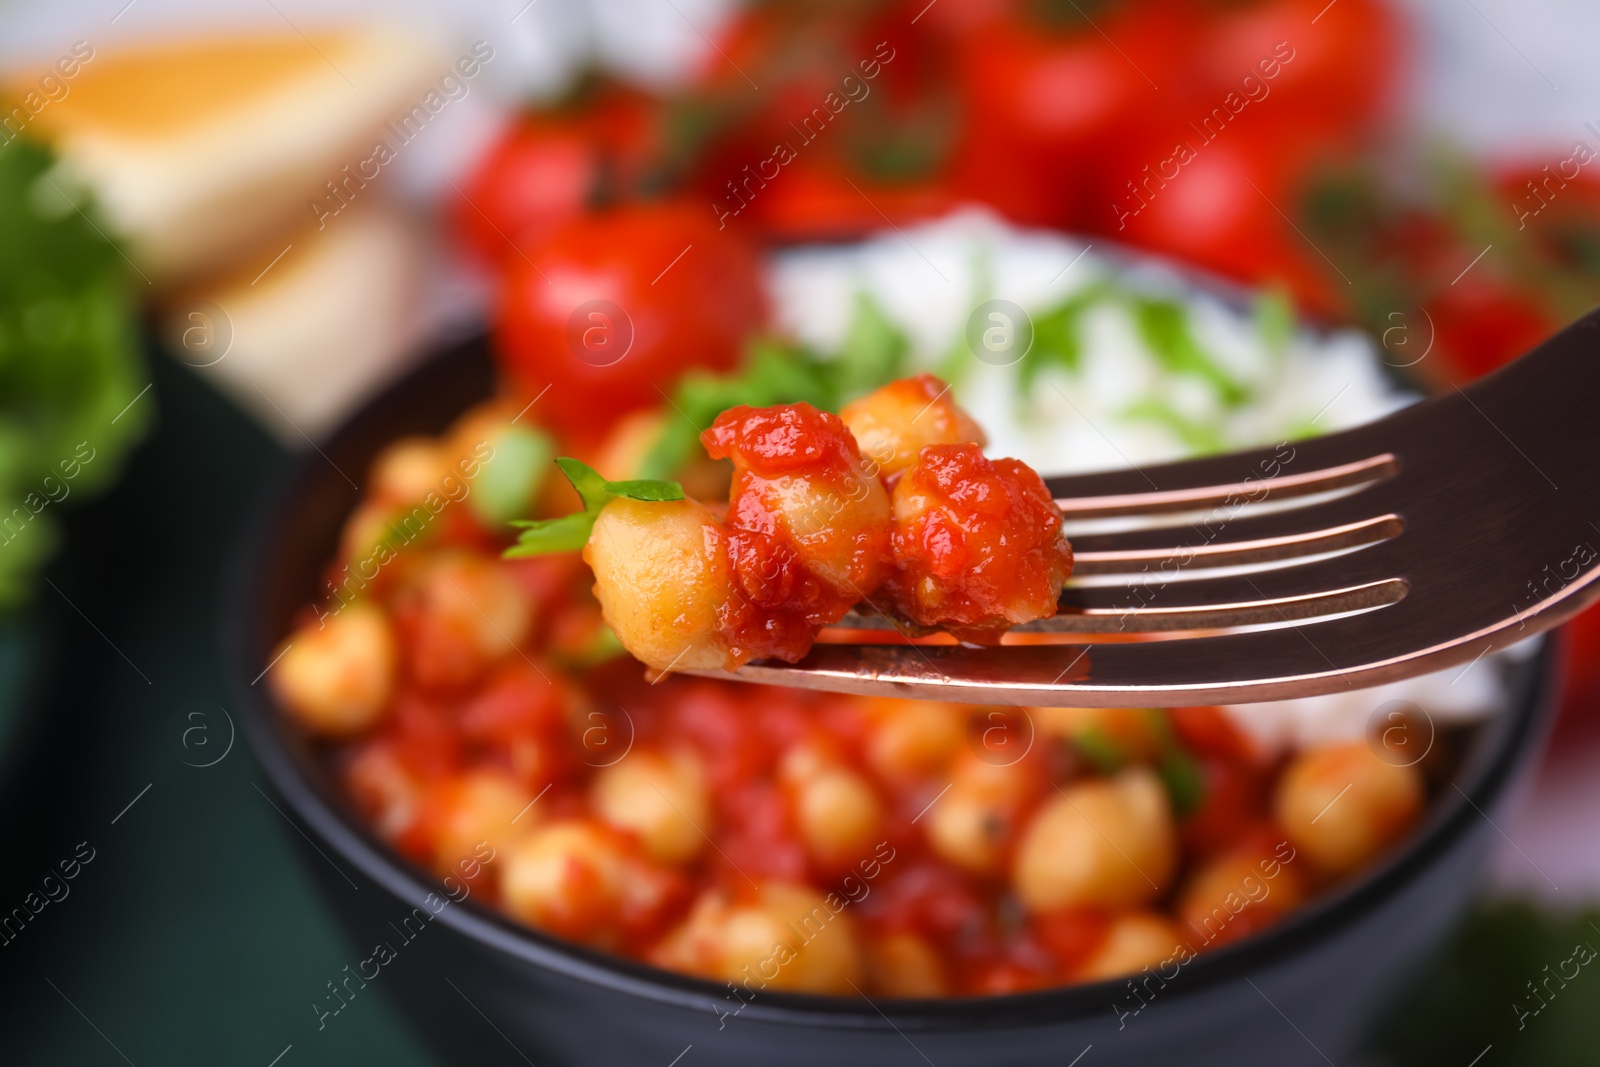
692 311 1600 706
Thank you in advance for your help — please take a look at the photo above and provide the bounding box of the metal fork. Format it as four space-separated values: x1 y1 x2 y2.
695 311 1600 706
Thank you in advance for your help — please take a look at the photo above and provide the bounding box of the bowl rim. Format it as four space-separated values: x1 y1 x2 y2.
227 331 1559 1034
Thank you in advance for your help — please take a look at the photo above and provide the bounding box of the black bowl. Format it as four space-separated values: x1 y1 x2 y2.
229 333 1559 1067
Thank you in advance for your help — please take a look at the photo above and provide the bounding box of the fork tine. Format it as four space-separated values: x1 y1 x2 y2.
1048 451 1396 519
1069 502 1404 575
712 620 1371 706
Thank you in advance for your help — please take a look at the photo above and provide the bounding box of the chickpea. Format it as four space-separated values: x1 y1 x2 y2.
429 769 532 874
443 398 522 473
1012 768 1177 912
839 373 986 477
866 932 948 997
1076 912 1185 982
1178 837 1306 948
370 436 450 507
340 501 398 564
702 403 893 661
404 552 533 687
863 698 967 782
885 445 1072 637
653 885 864 994
1031 707 1164 765
793 766 884 870
592 748 710 864
926 750 1040 875
271 602 395 736
745 465 892 594
344 741 419 840
1274 741 1423 877
501 820 628 942
590 409 668 480
584 496 733 672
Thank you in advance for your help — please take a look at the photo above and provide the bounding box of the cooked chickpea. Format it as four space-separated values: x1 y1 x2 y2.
590 409 668 480
1178 837 1306 947
1274 741 1423 876
429 769 532 874
271 602 396 736
340 501 398 563
1012 768 1177 911
584 496 733 672
442 398 521 472
748 465 892 592
886 445 1072 638
863 698 967 782
501 820 628 941
793 766 884 869
592 748 710 864
1076 912 1185 982
370 436 450 506
839 373 986 477
344 741 418 840
404 553 534 687
703 403 893 663
866 932 948 997
926 751 1039 875
1031 706 1164 764
654 885 864 993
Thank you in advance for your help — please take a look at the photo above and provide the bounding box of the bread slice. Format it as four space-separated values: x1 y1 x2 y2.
13 27 444 283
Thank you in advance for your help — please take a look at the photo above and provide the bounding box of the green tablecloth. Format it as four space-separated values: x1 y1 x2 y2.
0 353 439 1066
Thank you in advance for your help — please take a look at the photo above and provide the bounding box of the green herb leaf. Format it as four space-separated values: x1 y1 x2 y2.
1157 749 1206 817
471 425 554 527
555 457 614 511
503 458 683 558
504 512 599 557
1129 295 1251 408
1071 727 1128 774
602 478 684 502
0 140 147 612
1018 281 1110 392
834 291 908 402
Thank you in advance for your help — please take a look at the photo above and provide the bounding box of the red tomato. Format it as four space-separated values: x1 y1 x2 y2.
1424 276 1555 381
1098 129 1345 315
1180 755 1265 862
1192 0 1402 148
688 2 953 243
459 660 565 744
1560 604 1600 711
1032 907 1112 975
1168 706 1256 763
449 89 660 266
493 201 766 439
950 3 1194 229
722 150 961 243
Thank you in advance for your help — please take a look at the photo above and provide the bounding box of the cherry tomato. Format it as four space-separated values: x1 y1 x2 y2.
1032 906 1112 975
1560 604 1600 712
718 145 961 243
450 88 660 266
950 3 1194 229
1096 129 1345 316
1424 276 1555 381
689 3 952 242
1191 0 1402 149
493 201 766 440
1180 755 1265 862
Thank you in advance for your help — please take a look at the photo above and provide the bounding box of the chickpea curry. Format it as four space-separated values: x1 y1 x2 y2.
270 376 1428 997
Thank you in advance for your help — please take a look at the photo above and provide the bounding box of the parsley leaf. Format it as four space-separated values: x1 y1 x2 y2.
602 478 685 502
503 458 682 558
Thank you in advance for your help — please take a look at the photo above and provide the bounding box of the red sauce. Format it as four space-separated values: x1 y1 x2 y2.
885 444 1074 642
704 403 892 662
